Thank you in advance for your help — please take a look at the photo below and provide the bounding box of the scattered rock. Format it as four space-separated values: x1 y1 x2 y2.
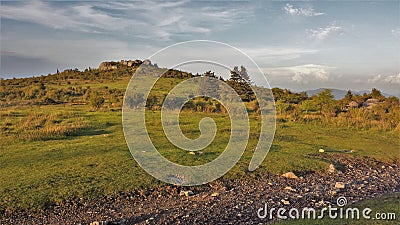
328 164 336 173
180 191 194 197
211 192 219 197
319 148 325 153
90 221 108 225
2 153 399 224
281 199 290 205
282 172 298 179
284 186 296 192
188 151 196 155
335 182 346 189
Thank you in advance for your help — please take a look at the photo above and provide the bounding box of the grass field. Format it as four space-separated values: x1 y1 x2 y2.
0 104 399 211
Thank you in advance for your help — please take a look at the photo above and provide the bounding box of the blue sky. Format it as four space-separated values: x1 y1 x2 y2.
1 1 399 94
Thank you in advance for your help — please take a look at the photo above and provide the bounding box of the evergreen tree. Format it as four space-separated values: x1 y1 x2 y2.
240 65 251 84
226 66 254 102
343 90 353 103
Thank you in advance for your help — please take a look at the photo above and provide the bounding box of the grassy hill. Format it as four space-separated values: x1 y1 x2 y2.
0 60 399 212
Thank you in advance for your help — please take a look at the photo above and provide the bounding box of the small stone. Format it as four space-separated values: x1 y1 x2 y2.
188 151 196 155
281 199 290 205
282 172 298 179
211 192 219 197
284 186 296 192
335 182 346 189
328 164 336 173
180 190 194 197
90 222 108 225
319 148 325 153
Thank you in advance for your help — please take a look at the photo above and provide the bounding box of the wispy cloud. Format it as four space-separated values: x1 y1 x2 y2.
368 73 400 84
0 1 133 32
242 46 318 61
283 3 325 17
0 0 253 40
307 24 344 40
263 64 333 84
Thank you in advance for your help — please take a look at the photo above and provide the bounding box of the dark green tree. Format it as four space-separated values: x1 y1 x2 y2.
226 66 254 102
343 90 353 102
371 88 383 100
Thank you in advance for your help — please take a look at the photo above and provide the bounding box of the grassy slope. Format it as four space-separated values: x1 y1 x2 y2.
0 105 398 210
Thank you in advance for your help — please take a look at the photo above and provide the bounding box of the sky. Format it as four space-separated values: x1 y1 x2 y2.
0 1 399 95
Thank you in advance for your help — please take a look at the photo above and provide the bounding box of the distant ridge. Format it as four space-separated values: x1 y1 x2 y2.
303 88 395 100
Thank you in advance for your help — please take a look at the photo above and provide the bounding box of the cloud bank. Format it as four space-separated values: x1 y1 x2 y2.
263 64 333 84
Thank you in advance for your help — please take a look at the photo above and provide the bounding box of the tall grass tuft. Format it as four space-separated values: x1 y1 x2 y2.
1 111 89 141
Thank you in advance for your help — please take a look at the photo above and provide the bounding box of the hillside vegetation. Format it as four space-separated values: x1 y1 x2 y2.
1 59 399 131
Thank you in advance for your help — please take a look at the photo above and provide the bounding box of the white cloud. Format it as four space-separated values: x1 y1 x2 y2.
368 73 400 84
308 25 344 40
0 0 253 40
283 3 325 17
263 64 333 84
391 28 400 38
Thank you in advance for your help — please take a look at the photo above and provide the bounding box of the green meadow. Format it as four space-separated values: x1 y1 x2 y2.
0 104 398 211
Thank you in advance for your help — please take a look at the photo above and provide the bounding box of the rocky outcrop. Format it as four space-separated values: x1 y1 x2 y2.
362 98 380 109
344 98 382 110
98 59 150 71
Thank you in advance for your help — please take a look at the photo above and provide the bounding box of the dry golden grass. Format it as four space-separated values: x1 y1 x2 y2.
1 110 89 141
